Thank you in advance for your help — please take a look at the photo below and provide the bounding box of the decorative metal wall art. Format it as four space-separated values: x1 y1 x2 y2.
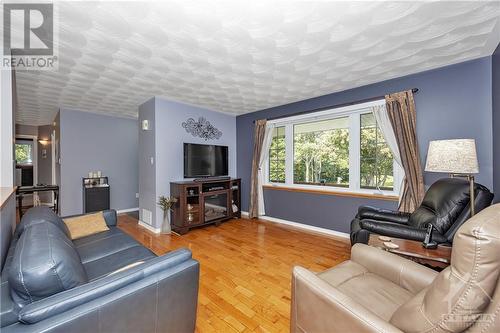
182 117 222 141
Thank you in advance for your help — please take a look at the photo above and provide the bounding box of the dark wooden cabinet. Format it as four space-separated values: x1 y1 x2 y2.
170 178 241 234
83 177 110 213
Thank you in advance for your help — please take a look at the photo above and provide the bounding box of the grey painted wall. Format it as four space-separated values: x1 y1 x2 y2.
59 109 139 216
138 98 157 228
138 97 237 229
237 57 494 233
0 194 15 268
493 44 500 203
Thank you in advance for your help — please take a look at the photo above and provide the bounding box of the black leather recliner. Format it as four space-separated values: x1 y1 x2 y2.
350 178 494 245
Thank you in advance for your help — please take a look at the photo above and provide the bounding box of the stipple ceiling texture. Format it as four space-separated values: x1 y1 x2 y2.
14 0 500 125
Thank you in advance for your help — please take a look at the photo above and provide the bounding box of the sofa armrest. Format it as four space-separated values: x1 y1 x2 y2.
62 209 117 227
359 219 448 244
291 266 404 333
350 244 437 294
18 248 194 324
358 206 410 224
102 209 117 226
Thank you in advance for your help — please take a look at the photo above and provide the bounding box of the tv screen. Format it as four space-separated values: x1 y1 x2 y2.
184 143 228 178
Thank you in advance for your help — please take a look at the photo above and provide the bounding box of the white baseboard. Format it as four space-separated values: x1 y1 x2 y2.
138 220 161 234
241 211 349 240
117 207 139 214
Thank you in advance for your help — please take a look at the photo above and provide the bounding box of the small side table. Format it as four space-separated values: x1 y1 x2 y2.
368 234 452 269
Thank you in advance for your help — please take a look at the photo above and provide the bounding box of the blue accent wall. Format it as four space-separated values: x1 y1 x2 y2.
237 57 494 233
493 44 500 203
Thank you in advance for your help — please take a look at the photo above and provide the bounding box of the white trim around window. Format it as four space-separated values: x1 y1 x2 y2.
265 99 403 198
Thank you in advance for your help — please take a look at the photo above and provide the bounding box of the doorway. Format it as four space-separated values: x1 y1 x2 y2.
15 135 38 206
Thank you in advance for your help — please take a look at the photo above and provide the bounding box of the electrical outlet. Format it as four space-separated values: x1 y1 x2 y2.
135 193 139 198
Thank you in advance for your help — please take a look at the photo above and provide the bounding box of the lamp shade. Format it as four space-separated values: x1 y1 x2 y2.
425 139 478 174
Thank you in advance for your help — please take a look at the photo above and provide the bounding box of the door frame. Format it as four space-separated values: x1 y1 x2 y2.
51 130 56 204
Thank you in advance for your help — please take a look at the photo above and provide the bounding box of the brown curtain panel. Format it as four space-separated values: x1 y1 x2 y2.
385 90 425 213
249 119 267 218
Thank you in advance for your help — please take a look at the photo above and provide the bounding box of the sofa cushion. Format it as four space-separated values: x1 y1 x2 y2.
83 245 156 281
319 261 413 321
8 222 88 306
0 280 18 327
1 238 18 281
74 228 142 264
14 206 70 239
63 211 109 240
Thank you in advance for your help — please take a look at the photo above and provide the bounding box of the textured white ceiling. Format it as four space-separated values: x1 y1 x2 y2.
13 0 500 125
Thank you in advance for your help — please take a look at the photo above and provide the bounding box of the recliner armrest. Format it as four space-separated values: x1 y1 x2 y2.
18 248 194 324
350 244 437 294
358 206 410 224
360 219 448 243
292 266 404 333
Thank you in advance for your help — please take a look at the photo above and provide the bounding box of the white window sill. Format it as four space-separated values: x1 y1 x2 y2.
263 183 399 201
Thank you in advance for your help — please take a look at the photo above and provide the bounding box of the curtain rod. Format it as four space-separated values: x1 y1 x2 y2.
253 88 419 123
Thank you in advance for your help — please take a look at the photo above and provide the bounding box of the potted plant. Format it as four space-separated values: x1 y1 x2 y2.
157 195 178 234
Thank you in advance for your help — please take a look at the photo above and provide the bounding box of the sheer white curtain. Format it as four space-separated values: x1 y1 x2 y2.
257 123 275 216
372 105 404 193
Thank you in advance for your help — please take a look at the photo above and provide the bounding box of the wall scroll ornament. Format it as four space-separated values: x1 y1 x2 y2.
182 117 222 141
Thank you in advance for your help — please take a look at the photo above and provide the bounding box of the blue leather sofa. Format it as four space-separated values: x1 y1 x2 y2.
0 206 199 332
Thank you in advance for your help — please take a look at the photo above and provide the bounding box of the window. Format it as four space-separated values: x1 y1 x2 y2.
360 113 394 190
268 126 285 183
15 142 33 165
266 100 401 196
293 117 349 187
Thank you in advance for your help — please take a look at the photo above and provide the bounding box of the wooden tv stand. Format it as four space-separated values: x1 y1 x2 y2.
170 178 241 235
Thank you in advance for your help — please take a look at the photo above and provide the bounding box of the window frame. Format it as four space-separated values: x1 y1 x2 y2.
264 99 402 197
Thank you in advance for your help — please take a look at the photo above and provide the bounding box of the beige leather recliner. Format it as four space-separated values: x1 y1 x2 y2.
291 203 500 333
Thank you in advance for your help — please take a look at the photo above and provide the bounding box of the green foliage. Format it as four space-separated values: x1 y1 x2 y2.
15 144 32 164
293 128 349 185
157 195 177 212
268 113 395 190
360 114 394 190
269 127 285 182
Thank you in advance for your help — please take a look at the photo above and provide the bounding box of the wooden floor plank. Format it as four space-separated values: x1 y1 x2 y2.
118 214 351 332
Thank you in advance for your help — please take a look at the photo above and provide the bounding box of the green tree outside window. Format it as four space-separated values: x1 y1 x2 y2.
15 143 33 164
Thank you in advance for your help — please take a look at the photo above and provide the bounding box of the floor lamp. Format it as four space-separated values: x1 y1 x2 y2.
425 139 479 216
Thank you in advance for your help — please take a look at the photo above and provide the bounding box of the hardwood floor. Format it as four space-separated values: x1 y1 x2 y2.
118 214 351 332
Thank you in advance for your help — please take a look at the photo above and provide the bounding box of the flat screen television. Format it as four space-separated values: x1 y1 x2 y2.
184 143 228 178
